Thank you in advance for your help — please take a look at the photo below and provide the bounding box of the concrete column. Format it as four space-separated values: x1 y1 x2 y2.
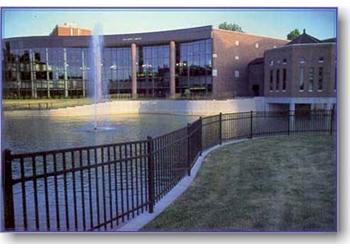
169 41 176 99
326 102 333 110
82 49 86 97
29 49 37 98
45 48 51 98
131 43 138 99
15 55 21 98
63 48 68 98
289 102 295 131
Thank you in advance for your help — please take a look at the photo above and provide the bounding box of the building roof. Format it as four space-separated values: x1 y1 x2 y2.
248 57 264 66
287 29 320 45
322 37 337 43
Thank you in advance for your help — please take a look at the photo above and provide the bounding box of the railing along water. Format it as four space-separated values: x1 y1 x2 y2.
2 109 335 231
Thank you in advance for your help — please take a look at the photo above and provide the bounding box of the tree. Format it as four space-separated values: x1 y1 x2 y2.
287 29 301 40
218 22 244 32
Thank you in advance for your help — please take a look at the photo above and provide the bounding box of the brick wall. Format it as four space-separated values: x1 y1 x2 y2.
212 29 288 98
264 43 336 98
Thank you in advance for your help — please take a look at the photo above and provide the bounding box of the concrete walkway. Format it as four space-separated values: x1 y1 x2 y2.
117 138 247 232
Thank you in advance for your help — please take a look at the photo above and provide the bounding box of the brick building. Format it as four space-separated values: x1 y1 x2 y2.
3 26 288 99
50 23 91 36
247 29 336 111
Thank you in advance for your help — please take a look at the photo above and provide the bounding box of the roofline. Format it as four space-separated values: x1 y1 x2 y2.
264 42 336 54
4 25 213 40
212 28 289 42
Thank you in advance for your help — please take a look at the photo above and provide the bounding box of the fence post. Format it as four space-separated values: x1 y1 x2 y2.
250 111 253 139
330 107 334 135
287 110 290 136
187 123 191 176
2 149 15 231
146 136 155 213
199 117 203 156
219 112 222 145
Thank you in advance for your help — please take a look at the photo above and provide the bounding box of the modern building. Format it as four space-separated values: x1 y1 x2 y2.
247 29 336 111
2 25 288 99
50 23 92 36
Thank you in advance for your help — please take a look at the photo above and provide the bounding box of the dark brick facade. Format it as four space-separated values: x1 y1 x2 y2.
212 29 288 98
264 43 336 98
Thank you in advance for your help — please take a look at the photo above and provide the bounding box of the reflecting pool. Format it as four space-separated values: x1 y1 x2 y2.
3 112 198 153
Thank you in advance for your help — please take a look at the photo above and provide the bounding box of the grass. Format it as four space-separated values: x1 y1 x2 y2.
143 134 337 232
2 98 93 109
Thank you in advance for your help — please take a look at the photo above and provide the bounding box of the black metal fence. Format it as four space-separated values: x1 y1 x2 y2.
2 109 336 232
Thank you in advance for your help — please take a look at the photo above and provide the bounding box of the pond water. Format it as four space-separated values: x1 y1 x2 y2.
3 112 198 153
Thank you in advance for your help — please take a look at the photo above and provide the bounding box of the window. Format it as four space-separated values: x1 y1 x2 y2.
269 70 274 90
334 65 337 91
234 70 239 78
318 57 324 63
276 69 280 91
235 56 239 60
300 57 305 64
235 41 239 46
282 58 287 64
102 47 132 94
269 60 274 66
308 67 314 91
282 68 287 91
318 67 323 91
255 43 259 48
178 39 212 96
299 67 304 91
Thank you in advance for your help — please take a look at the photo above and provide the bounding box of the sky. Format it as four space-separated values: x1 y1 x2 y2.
1 8 337 40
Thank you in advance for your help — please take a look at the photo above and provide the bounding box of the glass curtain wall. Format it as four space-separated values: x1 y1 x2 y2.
66 48 84 96
137 45 170 97
49 48 65 96
103 47 132 96
177 39 212 97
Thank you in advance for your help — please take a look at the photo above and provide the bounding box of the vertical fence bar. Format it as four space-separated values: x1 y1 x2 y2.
53 153 60 230
147 136 155 213
287 111 290 136
199 117 203 156
187 123 191 176
250 111 253 139
20 157 28 230
119 146 125 222
330 108 334 135
71 151 78 231
2 149 15 231
32 156 40 230
43 154 51 231
62 152 69 230
219 113 222 144
79 150 86 231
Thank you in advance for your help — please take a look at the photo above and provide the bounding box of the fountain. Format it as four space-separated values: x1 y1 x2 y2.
87 24 115 132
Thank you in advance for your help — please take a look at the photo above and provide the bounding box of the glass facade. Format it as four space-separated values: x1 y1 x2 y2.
103 47 132 94
66 48 83 93
177 39 212 96
3 38 212 98
137 45 170 97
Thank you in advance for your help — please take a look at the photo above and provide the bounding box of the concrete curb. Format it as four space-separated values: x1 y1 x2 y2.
117 138 248 232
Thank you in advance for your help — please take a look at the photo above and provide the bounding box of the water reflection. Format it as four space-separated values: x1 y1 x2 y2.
3 112 198 153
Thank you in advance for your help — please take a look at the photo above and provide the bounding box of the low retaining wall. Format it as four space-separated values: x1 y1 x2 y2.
33 97 266 116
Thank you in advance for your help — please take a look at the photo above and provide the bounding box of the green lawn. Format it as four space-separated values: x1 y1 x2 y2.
143 134 337 232
2 98 93 110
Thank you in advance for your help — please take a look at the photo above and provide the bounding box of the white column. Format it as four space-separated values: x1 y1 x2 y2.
169 41 176 98
131 43 137 99
82 49 86 97
63 48 68 98
45 48 51 98
289 102 295 131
